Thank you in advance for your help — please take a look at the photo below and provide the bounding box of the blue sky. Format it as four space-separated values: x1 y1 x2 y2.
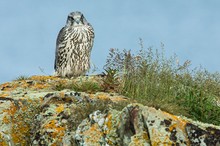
1 0 220 83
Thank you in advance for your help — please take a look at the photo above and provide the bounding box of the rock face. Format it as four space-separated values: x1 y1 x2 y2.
0 76 220 146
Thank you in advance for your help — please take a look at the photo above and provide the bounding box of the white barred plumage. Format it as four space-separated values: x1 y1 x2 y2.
54 11 94 77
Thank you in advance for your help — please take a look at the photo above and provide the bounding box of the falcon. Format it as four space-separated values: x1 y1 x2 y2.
54 11 94 77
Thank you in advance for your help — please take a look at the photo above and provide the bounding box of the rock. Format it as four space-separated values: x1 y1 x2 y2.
0 76 220 146
75 104 220 146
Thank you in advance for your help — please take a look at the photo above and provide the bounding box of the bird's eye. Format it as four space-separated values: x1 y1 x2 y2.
80 16 84 22
68 16 74 20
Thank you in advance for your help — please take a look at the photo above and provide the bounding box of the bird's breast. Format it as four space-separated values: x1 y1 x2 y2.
68 27 93 44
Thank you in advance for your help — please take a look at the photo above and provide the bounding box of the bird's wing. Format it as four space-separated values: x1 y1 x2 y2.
54 27 66 70
87 24 95 49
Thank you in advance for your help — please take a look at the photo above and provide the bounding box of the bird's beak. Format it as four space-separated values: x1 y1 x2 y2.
75 19 80 24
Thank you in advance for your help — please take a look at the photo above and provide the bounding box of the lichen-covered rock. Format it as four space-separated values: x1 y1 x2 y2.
75 104 220 146
0 76 128 145
0 76 220 146
30 91 115 145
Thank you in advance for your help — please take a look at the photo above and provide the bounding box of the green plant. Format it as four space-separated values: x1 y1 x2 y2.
104 40 220 125
101 68 120 92
51 81 68 91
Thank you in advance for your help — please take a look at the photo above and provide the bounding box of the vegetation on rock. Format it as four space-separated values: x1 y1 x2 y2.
104 40 220 125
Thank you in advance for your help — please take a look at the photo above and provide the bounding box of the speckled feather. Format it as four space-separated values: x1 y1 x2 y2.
54 11 94 77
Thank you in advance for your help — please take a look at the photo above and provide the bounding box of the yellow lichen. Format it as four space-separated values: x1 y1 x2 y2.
110 96 127 102
11 119 30 145
32 82 50 90
20 81 31 89
55 104 64 113
130 132 150 145
104 114 112 135
30 75 56 81
163 112 190 144
0 133 8 146
96 93 110 100
168 123 177 132
2 115 10 124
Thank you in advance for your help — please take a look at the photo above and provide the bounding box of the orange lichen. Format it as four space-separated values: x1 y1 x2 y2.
82 124 103 143
0 82 10 89
4 103 30 145
169 123 177 132
0 82 18 91
3 103 17 115
149 110 191 145
44 120 66 138
59 92 65 98
163 112 190 143
43 119 66 141
1 100 41 145
0 93 9 97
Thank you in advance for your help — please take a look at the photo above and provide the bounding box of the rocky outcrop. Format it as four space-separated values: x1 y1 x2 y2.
75 104 220 146
0 76 220 146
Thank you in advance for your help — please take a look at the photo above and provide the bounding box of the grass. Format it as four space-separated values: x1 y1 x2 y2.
70 81 102 93
104 40 220 125
52 80 103 93
14 75 30 81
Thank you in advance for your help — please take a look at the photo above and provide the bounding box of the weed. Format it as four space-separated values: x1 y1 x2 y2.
101 68 120 92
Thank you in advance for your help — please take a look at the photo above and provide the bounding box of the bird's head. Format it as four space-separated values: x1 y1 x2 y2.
66 11 88 26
